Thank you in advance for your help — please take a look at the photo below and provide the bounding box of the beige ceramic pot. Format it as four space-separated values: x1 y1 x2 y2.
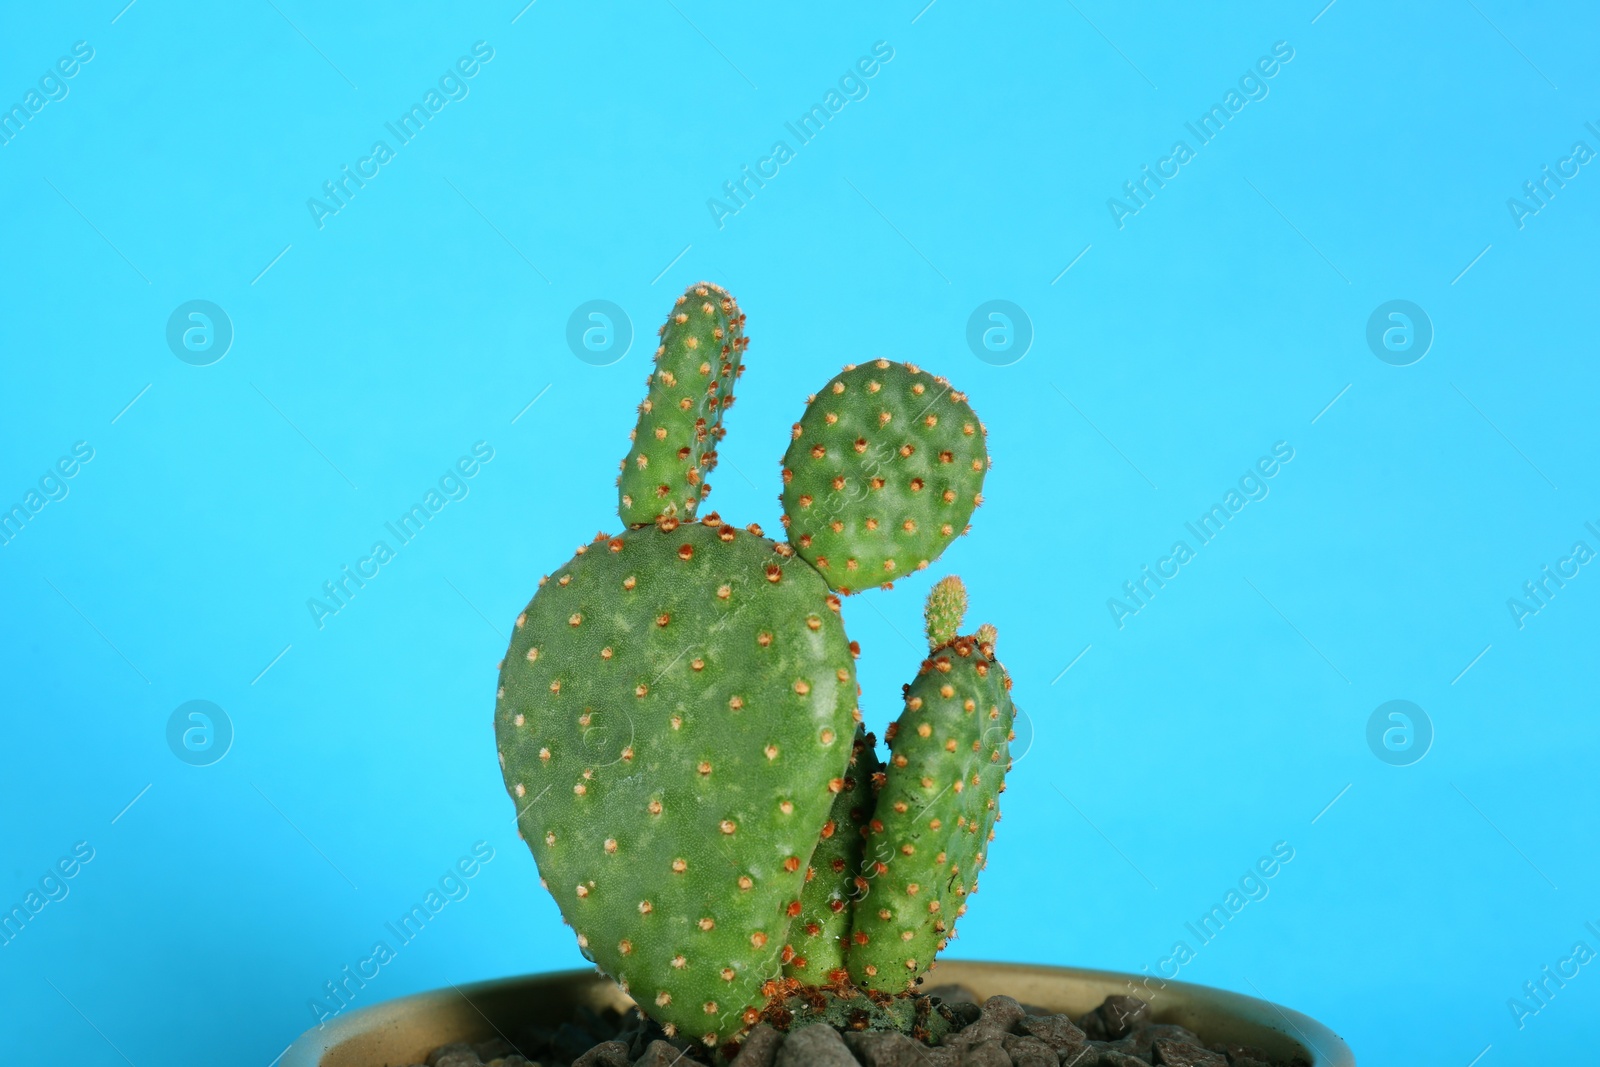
282 960 1353 1066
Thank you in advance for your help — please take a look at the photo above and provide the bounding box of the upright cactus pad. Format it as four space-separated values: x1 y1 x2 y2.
495 518 857 1043
784 727 881 981
617 283 747 527
780 360 988 594
848 582 1016 992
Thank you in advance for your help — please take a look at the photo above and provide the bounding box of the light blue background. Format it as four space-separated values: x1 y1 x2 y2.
2 2 1596 1063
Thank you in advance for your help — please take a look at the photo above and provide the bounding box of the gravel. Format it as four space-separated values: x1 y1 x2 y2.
412 992 1312 1067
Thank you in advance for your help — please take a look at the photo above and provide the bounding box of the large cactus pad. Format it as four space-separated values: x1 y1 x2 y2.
781 361 988 594
618 283 748 527
495 518 857 1043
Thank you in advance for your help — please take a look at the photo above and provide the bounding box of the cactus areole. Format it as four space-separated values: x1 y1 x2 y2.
494 283 1019 1050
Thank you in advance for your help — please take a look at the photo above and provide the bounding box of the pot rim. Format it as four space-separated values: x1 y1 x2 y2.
283 959 1353 1067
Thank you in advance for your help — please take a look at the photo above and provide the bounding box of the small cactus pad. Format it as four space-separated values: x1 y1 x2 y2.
618 283 748 527
848 623 1015 992
923 576 968 648
780 361 988 593
495 518 857 1042
784 728 882 981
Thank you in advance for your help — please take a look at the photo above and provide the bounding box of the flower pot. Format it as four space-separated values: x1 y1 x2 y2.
282 960 1353 1066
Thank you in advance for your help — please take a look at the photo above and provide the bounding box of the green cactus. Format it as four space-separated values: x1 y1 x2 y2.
780 361 989 594
495 285 1017 1048
617 283 747 526
847 578 1015 991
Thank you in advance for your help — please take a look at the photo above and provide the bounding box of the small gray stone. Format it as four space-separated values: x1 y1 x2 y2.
774 1024 857 1067
1096 997 1150 1040
959 1040 1011 1067
1019 1014 1086 1052
573 1040 631 1067
428 1045 479 1067
634 1039 690 1067
923 983 982 1006
1058 1046 1100 1067
978 996 1026 1035
1216 1046 1274 1067
435 1054 482 1067
1151 1040 1227 1067
942 1023 1007 1052
1106 1023 1201 1059
847 1030 955 1067
1000 1034 1057 1067
731 1022 783 1067
474 1039 516 1062
486 1058 535 1067
1097 1052 1149 1067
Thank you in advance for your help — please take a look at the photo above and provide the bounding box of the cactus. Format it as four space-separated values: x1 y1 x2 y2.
495 284 1018 1049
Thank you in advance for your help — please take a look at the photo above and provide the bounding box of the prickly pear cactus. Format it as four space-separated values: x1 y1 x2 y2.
495 284 1018 1047
781 361 989 594
848 578 1015 992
